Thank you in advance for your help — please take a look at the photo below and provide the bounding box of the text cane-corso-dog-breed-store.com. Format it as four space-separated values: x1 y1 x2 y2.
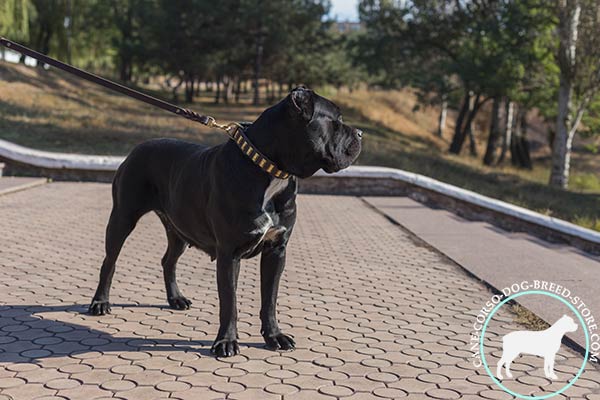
88 87 363 357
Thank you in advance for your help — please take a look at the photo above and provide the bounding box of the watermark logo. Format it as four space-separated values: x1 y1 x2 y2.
496 314 578 381
470 280 599 399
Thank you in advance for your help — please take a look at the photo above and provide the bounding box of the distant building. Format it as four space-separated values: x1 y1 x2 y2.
334 21 363 34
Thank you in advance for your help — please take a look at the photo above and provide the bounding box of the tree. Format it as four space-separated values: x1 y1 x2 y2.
0 0 31 40
550 0 600 188
0 0 31 60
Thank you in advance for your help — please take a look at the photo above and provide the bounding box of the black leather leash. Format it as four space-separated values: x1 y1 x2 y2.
0 37 291 179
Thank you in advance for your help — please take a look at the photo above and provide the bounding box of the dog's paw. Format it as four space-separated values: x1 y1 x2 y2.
211 338 240 358
88 300 111 316
168 296 192 310
549 373 558 380
264 333 295 351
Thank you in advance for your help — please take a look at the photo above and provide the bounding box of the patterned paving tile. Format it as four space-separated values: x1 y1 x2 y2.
0 182 598 399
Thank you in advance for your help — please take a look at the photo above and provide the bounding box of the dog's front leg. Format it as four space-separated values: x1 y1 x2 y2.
211 252 241 357
260 244 295 351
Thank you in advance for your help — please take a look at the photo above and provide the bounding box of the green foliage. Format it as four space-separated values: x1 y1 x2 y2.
0 0 31 40
356 0 557 109
1 0 359 93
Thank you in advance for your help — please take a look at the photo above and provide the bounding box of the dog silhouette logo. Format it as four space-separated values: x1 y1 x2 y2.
496 314 578 380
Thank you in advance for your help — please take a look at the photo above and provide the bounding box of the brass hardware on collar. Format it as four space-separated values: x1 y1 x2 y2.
205 117 241 138
228 126 290 180
204 118 290 179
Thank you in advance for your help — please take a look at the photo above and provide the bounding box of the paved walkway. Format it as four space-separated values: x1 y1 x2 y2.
0 182 599 399
364 197 600 351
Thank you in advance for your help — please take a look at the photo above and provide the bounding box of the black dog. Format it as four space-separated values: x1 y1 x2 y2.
88 87 362 357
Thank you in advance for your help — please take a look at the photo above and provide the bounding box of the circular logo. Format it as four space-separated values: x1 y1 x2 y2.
479 290 590 399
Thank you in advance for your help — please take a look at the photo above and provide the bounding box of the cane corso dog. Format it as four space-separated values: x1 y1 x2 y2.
88 87 362 357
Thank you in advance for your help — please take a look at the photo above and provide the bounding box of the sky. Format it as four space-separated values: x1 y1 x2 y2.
329 0 359 21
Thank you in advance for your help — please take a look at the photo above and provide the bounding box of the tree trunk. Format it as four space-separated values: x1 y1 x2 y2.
253 34 264 105
465 94 480 156
214 78 221 104
36 24 52 67
437 97 448 138
550 81 577 187
118 48 133 82
235 79 241 103
450 92 481 155
550 0 581 188
266 81 274 103
483 97 501 165
498 100 514 164
449 93 471 154
116 3 134 82
184 76 194 103
467 127 477 156
223 78 230 104
169 76 182 103
511 108 532 169
66 0 72 64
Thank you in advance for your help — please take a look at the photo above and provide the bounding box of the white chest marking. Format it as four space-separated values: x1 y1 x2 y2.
262 178 288 209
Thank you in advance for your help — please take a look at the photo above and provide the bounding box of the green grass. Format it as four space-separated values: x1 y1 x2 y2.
1 61 599 231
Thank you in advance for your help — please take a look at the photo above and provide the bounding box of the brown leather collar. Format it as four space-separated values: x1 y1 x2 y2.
231 126 291 179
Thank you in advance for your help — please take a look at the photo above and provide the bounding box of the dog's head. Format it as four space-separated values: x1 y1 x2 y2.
558 315 578 333
250 87 362 179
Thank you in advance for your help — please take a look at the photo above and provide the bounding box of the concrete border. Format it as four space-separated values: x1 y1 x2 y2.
1 139 598 253
314 166 600 246
0 139 124 171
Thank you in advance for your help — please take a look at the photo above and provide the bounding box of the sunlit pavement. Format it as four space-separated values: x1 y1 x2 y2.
1 182 599 399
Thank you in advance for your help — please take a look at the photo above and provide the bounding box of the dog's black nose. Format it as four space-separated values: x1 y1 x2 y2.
356 129 363 139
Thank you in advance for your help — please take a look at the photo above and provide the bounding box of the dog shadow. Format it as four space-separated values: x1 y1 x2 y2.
0 304 265 363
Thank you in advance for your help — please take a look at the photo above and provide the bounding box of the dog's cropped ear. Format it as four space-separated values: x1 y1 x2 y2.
290 87 315 121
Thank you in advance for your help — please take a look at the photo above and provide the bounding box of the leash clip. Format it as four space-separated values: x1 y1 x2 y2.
205 116 241 138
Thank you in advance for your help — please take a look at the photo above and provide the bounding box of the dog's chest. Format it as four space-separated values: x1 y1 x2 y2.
262 178 288 208
239 179 289 258
257 178 289 240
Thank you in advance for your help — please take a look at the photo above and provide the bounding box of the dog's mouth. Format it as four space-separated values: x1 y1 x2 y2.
321 133 362 173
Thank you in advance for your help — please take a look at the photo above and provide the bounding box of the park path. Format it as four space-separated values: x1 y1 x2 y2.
364 196 600 351
0 182 599 399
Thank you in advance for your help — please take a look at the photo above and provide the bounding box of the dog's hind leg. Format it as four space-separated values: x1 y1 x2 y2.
504 355 516 379
548 354 558 380
89 206 143 315
545 355 558 380
496 357 505 380
158 213 191 310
